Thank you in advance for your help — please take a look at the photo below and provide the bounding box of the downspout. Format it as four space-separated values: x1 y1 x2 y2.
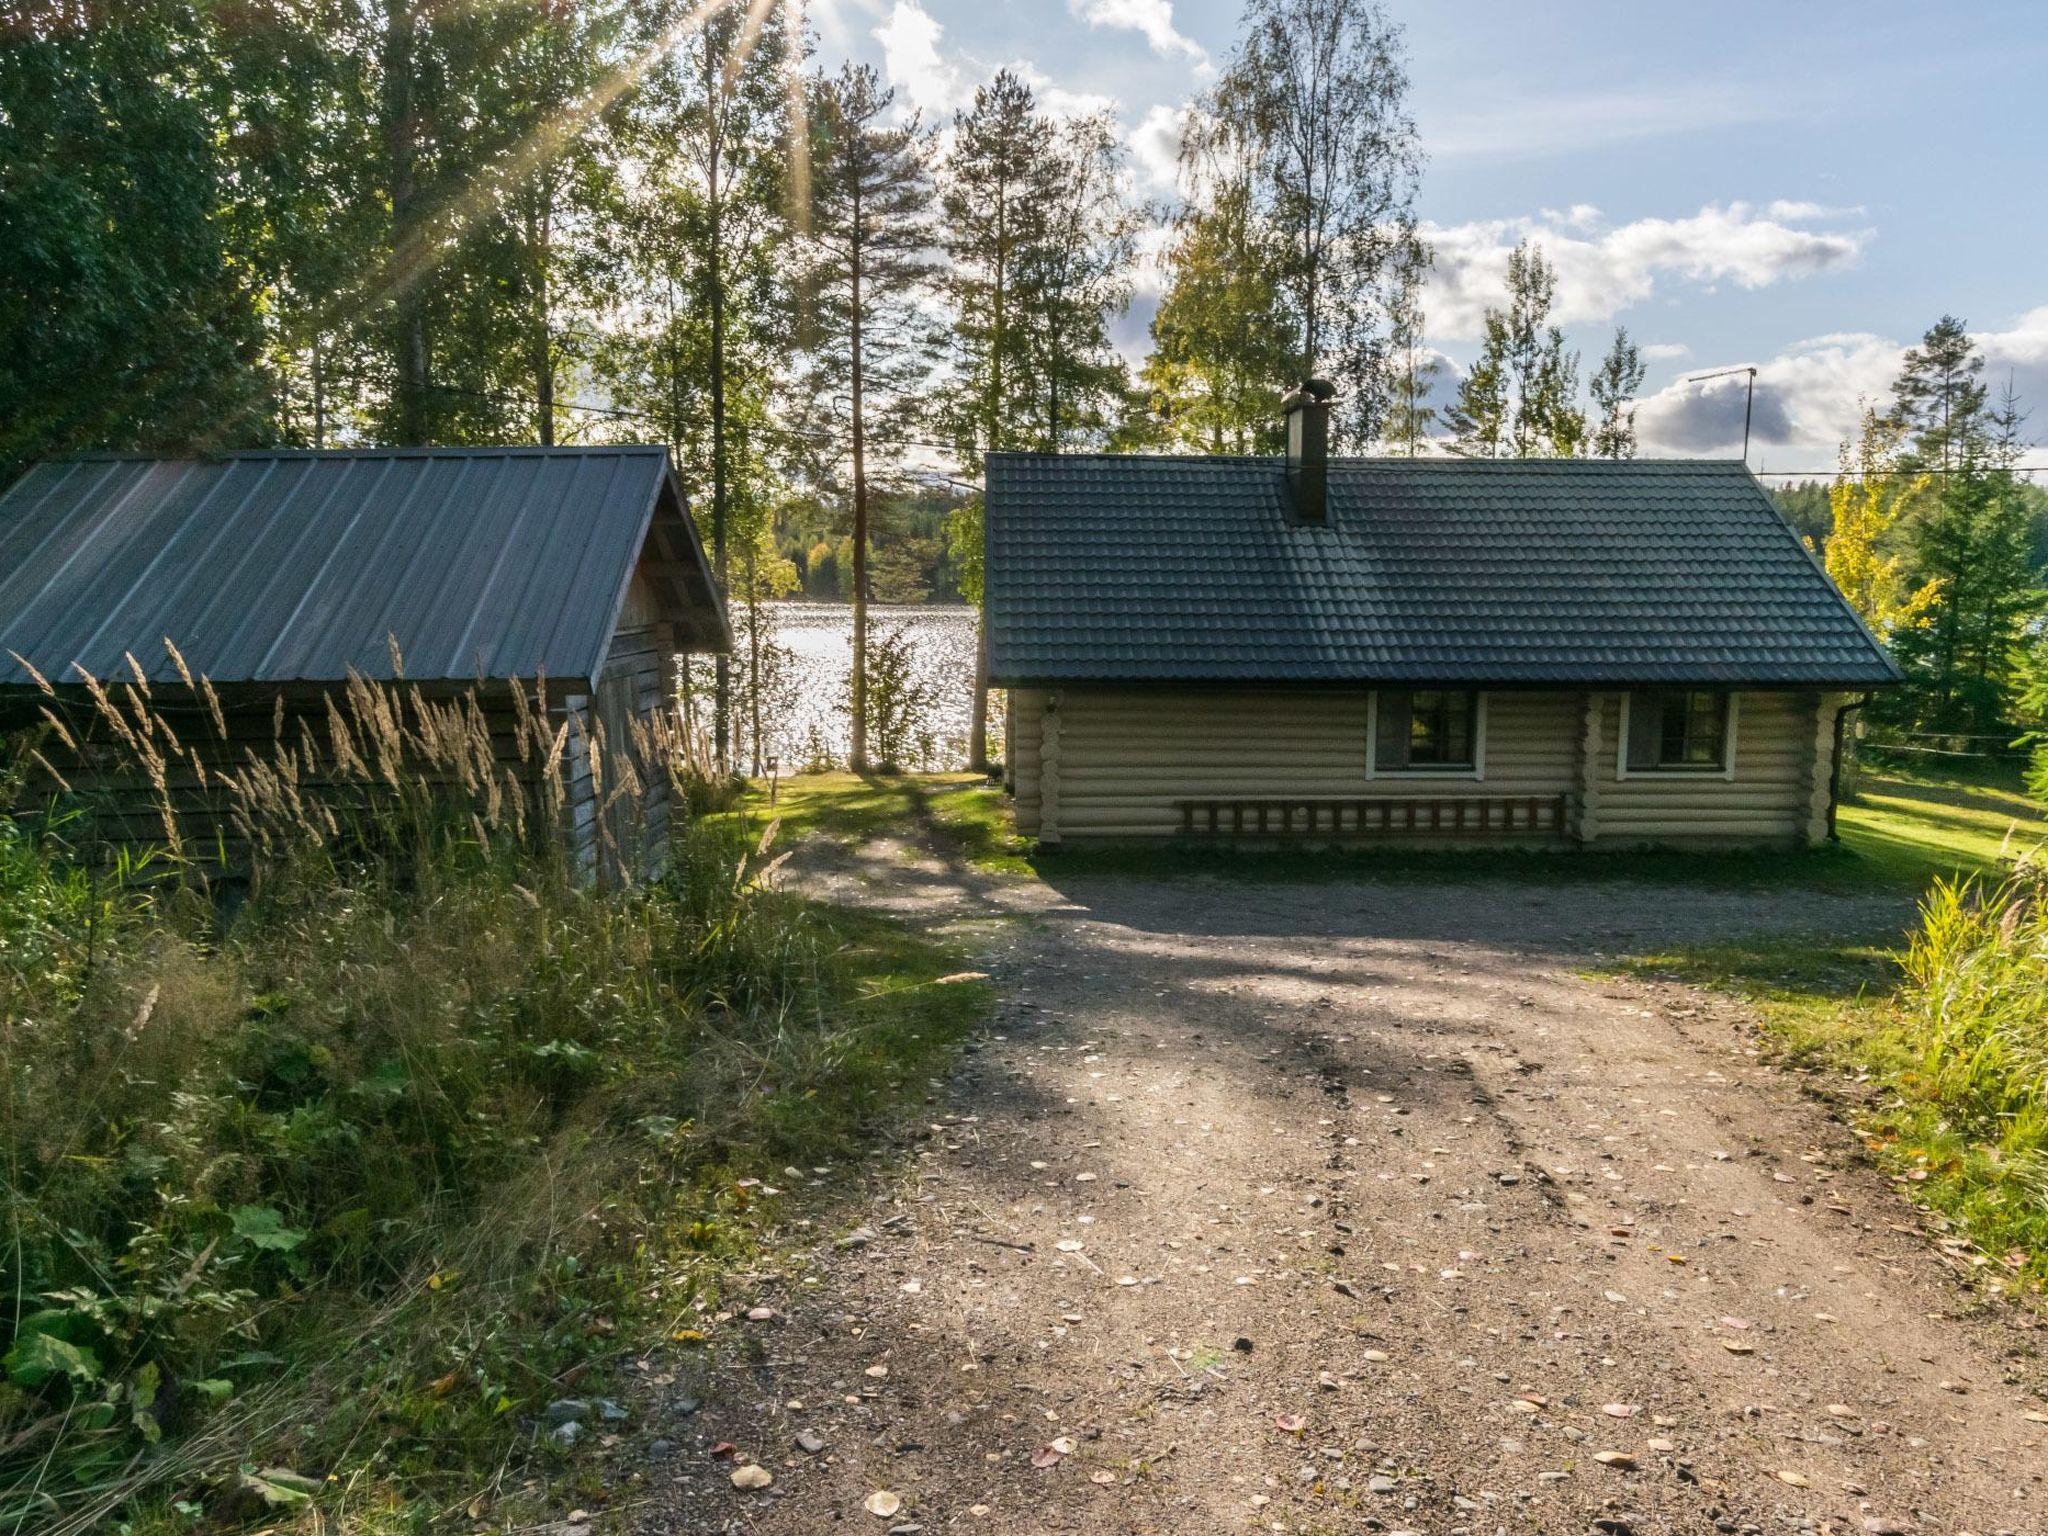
1827 694 1872 843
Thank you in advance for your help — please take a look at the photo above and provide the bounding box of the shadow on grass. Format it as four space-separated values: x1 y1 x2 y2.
743 769 2045 904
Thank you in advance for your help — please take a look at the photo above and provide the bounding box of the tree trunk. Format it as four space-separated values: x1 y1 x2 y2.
531 198 554 446
706 51 732 772
382 0 430 443
968 615 990 775
311 333 326 449
849 185 870 774
745 546 764 776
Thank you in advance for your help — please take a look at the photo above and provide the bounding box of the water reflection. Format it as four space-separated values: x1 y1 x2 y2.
685 603 993 771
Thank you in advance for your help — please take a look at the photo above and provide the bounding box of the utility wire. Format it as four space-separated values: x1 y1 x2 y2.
312 369 969 458
1749 465 2046 477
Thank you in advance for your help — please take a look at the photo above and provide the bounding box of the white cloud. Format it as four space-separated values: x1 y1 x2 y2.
1001 58 1116 122
1633 309 2048 468
872 2 1121 126
1640 342 1692 361
874 1 967 118
1067 0 1209 68
1128 102 1189 196
1424 202 1869 341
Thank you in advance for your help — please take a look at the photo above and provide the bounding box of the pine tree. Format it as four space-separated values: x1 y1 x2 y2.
1885 318 2040 734
938 70 1041 775
939 70 1043 466
596 0 795 768
801 63 936 773
1442 311 1508 457
1589 327 1645 459
1022 112 1144 452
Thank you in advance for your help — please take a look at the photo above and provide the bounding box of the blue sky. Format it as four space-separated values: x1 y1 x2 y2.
808 0 2048 467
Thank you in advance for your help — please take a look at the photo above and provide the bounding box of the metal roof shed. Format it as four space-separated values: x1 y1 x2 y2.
0 446 731 878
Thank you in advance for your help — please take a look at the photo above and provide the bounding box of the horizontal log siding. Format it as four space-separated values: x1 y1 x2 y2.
1024 689 1578 841
1596 689 1817 846
1010 688 1045 835
1008 688 1832 848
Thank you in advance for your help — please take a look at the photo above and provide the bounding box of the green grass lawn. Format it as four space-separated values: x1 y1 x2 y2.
1836 768 2048 885
737 770 1036 875
742 765 2048 895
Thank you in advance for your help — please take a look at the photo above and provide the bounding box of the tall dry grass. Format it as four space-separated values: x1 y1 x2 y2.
0 645 979 1534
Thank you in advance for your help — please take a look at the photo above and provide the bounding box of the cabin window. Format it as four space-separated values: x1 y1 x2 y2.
1374 690 1480 774
1625 690 1732 773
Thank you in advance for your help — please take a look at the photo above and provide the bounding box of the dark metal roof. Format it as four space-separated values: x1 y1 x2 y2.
0 446 729 690
985 453 1900 688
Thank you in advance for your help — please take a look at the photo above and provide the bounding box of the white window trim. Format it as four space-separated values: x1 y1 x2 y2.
1366 689 1487 782
1615 690 1739 782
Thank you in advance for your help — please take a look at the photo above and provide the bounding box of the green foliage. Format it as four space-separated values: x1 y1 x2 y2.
1141 169 1293 454
1879 321 2042 738
0 692 987 1531
1589 327 1646 460
1197 0 1422 445
1630 867 2048 1294
0 1 265 478
860 625 942 772
1446 240 1583 457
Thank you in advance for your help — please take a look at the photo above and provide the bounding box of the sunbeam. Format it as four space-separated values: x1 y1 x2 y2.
349 0 746 344
783 0 812 232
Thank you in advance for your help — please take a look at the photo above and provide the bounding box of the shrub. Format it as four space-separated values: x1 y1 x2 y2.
0 664 982 1531
1897 873 2048 1271
862 622 941 772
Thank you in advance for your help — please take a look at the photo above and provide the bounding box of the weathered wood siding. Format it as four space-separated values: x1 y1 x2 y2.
573 565 678 883
1006 687 1837 848
4 686 571 872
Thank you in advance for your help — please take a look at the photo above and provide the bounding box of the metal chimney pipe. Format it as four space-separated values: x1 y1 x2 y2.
1282 378 1336 526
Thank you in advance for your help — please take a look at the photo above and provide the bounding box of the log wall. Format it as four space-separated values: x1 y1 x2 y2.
1006 686 1839 849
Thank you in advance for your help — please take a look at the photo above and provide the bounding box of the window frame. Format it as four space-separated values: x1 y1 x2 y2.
1366 689 1487 781
1615 690 1739 781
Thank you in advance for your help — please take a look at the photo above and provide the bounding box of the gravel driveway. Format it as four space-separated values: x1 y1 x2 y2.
646 830 2047 1536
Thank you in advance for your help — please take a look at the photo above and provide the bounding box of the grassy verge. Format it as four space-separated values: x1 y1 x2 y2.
743 771 1033 875
1621 908 2047 1298
1 695 988 1535
748 768 2048 894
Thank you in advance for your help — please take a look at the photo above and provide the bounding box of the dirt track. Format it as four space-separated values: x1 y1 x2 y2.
643 828 2047 1536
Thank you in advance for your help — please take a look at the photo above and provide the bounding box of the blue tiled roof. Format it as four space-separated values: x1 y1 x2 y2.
985 453 1899 687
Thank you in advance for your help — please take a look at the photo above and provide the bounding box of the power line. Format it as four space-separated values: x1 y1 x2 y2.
1750 465 2048 478
313 370 968 459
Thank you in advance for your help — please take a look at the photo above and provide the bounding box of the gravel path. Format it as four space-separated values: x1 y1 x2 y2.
642 827 2047 1536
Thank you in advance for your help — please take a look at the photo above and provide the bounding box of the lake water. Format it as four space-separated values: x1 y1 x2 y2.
696 602 991 771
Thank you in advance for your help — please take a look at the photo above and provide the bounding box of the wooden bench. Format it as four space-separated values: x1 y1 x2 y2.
1173 794 1570 839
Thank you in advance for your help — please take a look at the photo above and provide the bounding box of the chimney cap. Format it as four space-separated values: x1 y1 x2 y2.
1282 378 1338 410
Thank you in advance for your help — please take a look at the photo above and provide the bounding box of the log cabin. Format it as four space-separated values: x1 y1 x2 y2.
987 382 1899 848
0 446 729 880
